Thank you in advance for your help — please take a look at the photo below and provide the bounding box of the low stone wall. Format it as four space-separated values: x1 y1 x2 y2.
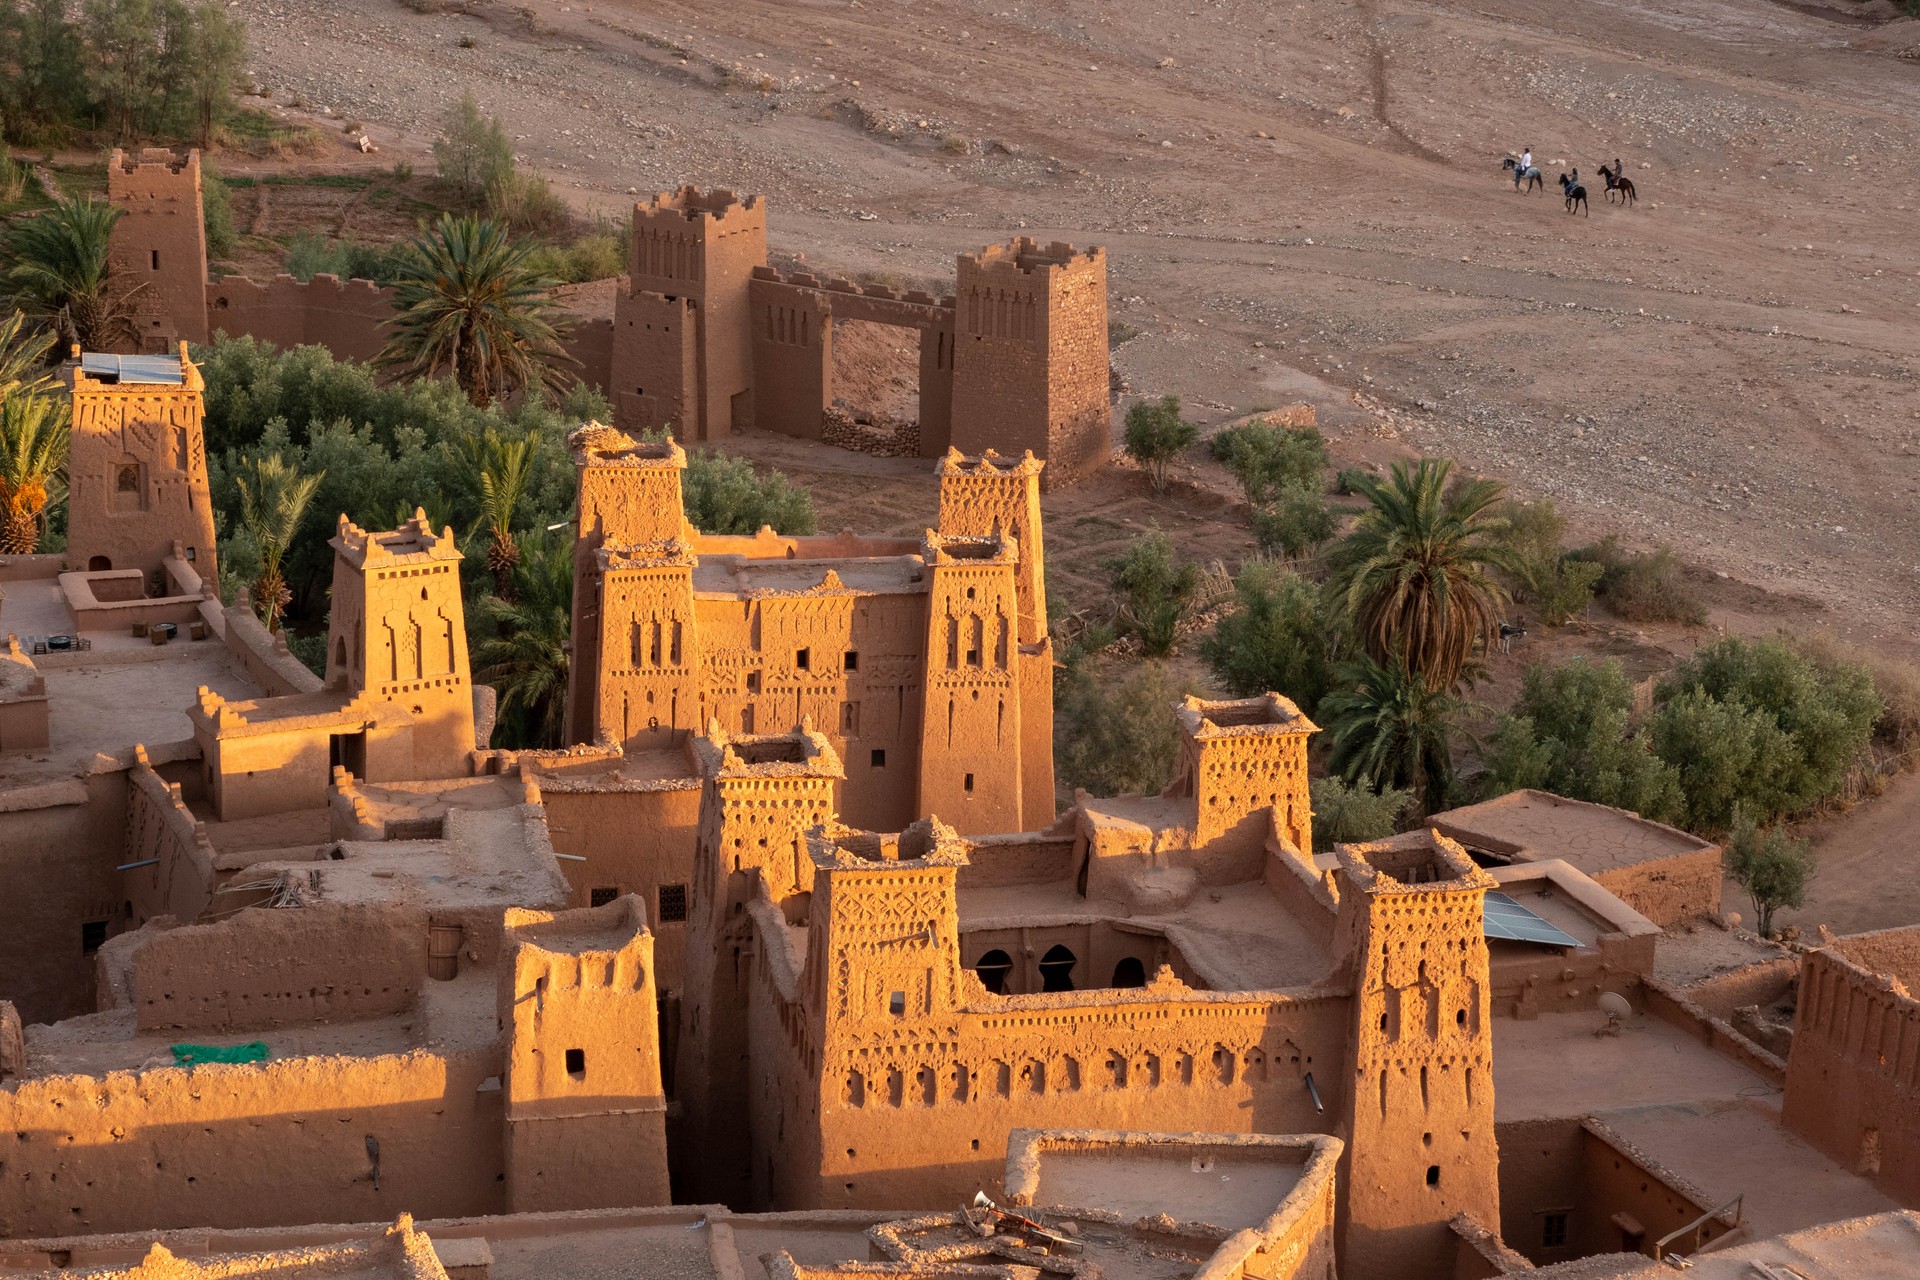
1639 974 1788 1086
821 407 921 459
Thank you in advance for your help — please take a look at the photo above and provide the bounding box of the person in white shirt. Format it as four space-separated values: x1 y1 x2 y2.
1520 148 1533 173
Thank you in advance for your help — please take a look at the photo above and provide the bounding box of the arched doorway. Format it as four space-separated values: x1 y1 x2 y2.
972 948 1013 995
88 556 111 571
1111 956 1147 988
1039 944 1077 993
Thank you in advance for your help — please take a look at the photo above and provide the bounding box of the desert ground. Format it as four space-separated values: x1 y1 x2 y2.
222 0 1920 929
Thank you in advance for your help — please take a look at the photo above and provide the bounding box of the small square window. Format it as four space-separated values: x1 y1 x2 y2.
871 749 886 769
888 991 906 1017
1425 1165 1440 1188
844 650 859 671
796 647 810 670
658 883 688 923
965 648 980 665
565 1048 586 1078
81 919 108 954
746 672 761 694
590 886 618 907
1541 1212 1568 1248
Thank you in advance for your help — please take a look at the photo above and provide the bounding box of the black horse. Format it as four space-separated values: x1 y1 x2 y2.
1558 173 1589 216
1599 160 1637 207
1502 155 1544 193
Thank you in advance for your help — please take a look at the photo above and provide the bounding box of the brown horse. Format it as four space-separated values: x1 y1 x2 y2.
1600 161 1637 207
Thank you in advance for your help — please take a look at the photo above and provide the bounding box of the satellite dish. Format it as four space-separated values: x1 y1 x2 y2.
1597 991 1633 1037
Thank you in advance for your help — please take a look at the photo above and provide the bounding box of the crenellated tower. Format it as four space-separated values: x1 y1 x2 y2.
1332 830 1502 1280
1166 694 1318 858
106 148 208 349
949 238 1109 485
324 509 475 775
612 187 767 438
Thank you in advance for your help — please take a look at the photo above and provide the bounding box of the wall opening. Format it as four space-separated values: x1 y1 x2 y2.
81 919 108 954
973 949 1013 995
829 317 922 442
565 1048 586 1079
88 555 112 572
871 748 886 769
1426 1165 1440 1187
888 990 906 1017
1112 956 1147 988
658 883 689 923
590 886 618 907
1039 944 1077 993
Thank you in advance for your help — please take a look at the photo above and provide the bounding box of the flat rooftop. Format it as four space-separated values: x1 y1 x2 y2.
1534 1211 1920 1279
1493 1009 1779 1123
1032 1145 1302 1230
691 555 926 598
1434 790 1711 874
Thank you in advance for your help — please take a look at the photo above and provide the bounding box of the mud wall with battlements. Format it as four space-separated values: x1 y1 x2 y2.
126 902 428 1033
0 1048 505 1238
122 754 219 929
1784 927 1920 1205
206 275 395 362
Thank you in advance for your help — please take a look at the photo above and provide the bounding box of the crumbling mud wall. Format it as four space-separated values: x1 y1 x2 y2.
123 754 219 927
1784 930 1920 1205
128 902 429 1032
0 1048 503 1238
206 274 394 363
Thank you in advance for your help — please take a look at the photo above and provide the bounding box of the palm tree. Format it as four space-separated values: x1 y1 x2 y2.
448 427 533 598
1328 457 1512 692
236 454 326 634
0 392 70 554
1319 656 1464 818
378 214 573 407
0 311 60 400
473 531 571 748
2 197 142 353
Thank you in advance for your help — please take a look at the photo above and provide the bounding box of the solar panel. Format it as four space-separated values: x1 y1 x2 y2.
1482 891 1581 948
79 353 185 385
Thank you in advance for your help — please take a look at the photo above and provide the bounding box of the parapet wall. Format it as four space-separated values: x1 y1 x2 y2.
221 598 326 696
206 274 395 363
123 754 219 927
0 1047 502 1238
129 901 429 1032
1784 937 1920 1204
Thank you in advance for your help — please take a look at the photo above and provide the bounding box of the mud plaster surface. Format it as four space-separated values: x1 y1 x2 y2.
1034 1147 1301 1231
1491 1009 1778 1123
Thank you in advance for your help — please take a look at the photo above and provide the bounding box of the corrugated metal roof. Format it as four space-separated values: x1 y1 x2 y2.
79 353 185 385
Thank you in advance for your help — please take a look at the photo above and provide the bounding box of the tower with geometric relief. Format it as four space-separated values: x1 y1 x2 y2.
1332 830 1502 1280
323 509 475 777
1166 694 1318 858
916 529 1026 832
65 343 219 585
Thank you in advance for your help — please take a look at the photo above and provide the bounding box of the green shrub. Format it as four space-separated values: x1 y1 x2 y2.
282 232 412 286
433 91 513 203
285 631 328 677
1481 658 1682 821
1211 418 1328 505
487 168 571 235
1572 535 1705 625
1493 499 1601 625
1106 529 1199 657
1055 661 1191 797
1253 486 1336 560
681 450 816 535
523 233 624 285
1649 636 1881 830
1334 466 1371 496
201 164 236 258
1725 811 1816 938
1791 630 1920 760
1199 561 1336 713
1121 394 1197 492
1309 776 1410 848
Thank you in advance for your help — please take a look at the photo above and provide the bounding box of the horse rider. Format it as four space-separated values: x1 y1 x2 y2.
1520 146 1533 174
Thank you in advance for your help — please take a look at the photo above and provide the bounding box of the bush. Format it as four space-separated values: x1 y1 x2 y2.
1199 561 1337 714
681 450 816 535
1122 395 1197 493
1106 529 1199 657
1334 467 1371 496
1649 636 1881 831
285 631 328 677
523 233 624 285
201 164 236 259
1494 499 1600 625
1790 630 1920 760
1055 661 1190 797
1309 776 1410 848
1253 486 1336 560
433 90 513 203
1725 812 1816 938
1572 535 1705 625
1481 658 1683 822
487 168 571 235
1211 418 1328 505
283 231 410 286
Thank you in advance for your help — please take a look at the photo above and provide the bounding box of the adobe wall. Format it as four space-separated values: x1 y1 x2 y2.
205 274 394 363
128 902 428 1032
798 989 1352 1210
562 316 614 397
609 291 696 433
1491 1117 1585 1267
0 770 141 1025
1589 846 1723 928
0 1048 504 1238
1783 941 1920 1204
107 149 208 350
123 755 219 928
1831 923 1920 989
1678 955 1798 1023
1638 975 1788 1086
1576 1119 1735 1255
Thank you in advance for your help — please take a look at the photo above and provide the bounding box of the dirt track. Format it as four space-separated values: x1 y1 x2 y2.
240 0 1920 651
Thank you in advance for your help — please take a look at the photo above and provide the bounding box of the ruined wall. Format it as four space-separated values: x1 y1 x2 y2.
1783 940 1920 1204
205 274 394 362
123 757 218 927
0 1048 504 1238
129 902 428 1032
0 770 138 1024
1831 924 1920 989
107 150 208 351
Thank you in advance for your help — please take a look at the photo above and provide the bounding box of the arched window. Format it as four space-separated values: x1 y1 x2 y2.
1039 944 1077 993
1111 956 1147 988
116 465 140 492
973 949 1013 995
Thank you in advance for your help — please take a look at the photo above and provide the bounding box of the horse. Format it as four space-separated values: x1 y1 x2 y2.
1558 173 1589 216
1599 161 1637 207
1502 155 1544 193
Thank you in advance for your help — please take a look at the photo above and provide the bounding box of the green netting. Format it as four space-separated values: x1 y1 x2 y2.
170 1041 270 1066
